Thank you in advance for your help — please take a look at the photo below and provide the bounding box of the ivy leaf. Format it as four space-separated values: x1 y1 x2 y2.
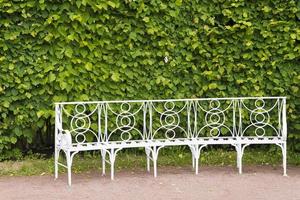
111 72 120 82
84 62 93 71
65 47 73 58
49 73 56 82
175 0 182 6
208 83 217 89
37 110 44 118
11 137 17 144
2 101 10 108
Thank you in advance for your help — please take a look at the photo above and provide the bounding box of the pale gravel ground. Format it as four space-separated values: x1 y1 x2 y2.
0 166 299 200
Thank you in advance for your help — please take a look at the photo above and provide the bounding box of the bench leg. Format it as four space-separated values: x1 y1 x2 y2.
236 145 240 170
283 142 287 176
192 157 195 169
195 156 199 175
101 149 106 176
238 153 242 174
65 151 72 186
190 146 195 169
153 146 158 178
196 145 206 175
275 142 287 176
236 144 243 174
64 150 78 186
153 158 157 177
108 148 122 180
109 149 116 180
237 154 240 169
145 147 151 172
190 145 207 175
193 145 200 175
280 142 287 176
236 144 249 174
54 148 60 179
147 146 164 178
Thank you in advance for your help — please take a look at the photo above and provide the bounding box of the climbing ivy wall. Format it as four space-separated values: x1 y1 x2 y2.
0 0 299 159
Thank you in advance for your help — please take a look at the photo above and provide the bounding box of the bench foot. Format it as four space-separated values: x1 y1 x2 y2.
189 144 207 175
192 157 195 169
105 148 123 180
236 144 242 174
189 146 195 170
235 144 250 174
65 150 79 186
152 146 158 178
276 142 287 177
109 149 116 180
101 149 106 176
283 143 287 177
145 146 164 177
65 151 72 186
145 147 151 172
54 148 60 179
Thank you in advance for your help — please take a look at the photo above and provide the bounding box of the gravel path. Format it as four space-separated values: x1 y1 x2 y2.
0 166 299 200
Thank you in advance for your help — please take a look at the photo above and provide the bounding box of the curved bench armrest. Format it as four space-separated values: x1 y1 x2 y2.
57 130 72 149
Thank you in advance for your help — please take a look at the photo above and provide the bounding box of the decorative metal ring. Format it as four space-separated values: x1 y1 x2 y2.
255 99 265 108
164 101 175 111
255 127 265 137
75 104 86 114
165 129 176 139
210 128 220 138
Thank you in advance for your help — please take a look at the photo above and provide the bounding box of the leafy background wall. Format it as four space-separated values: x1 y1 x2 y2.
0 0 299 159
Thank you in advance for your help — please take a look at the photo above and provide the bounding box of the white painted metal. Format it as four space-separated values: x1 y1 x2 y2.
54 97 287 186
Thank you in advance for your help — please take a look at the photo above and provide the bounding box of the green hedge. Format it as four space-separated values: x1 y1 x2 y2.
0 0 300 159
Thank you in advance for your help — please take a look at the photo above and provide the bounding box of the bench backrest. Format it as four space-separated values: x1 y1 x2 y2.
55 97 287 146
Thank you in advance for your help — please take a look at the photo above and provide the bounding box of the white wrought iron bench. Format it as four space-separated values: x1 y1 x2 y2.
54 97 287 186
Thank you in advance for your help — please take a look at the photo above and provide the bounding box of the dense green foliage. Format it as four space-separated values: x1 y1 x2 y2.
0 0 300 159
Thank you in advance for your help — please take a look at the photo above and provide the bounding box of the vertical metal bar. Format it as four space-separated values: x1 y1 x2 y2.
66 150 72 186
101 149 106 176
282 97 287 176
283 141 287 176
144 102 151 172
282 98 287 140
145 147 151 172
238 99 243 137
232 100 236 137
237 100 242 171
192 154 195 169
278 99 281 137
149 102 153 140
193 101 198 138
153 146 157 177
98 103 102 142
187 101 191 138
110 148 115 180
195 145 199 175
54 104 59 179
104 103 108 142
238 145 242 174
143 102 147 140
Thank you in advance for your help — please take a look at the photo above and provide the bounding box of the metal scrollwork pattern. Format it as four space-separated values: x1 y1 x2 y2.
240 98 280 137
106 102 144 142
57 97 285 145
196 100 234 138
62 103 99 144
150 101 189 140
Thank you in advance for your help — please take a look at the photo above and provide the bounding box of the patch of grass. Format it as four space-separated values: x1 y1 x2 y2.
0 148 299 177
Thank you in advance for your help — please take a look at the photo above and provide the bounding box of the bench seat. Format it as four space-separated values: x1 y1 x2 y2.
60 136 284 152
